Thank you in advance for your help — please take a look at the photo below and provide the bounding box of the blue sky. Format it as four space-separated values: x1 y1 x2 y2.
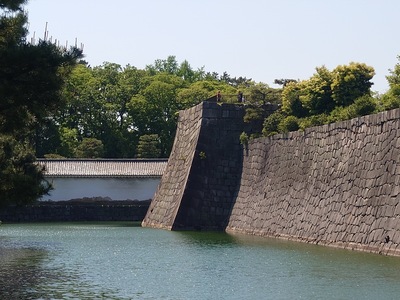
24 0 399 93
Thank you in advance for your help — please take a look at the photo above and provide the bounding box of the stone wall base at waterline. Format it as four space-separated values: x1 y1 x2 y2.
0 199 150 222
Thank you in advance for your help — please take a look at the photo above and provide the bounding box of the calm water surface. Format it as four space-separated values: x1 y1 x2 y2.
1 222 400 300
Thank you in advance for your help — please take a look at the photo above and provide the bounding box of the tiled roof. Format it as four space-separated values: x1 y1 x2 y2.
37 159 168 178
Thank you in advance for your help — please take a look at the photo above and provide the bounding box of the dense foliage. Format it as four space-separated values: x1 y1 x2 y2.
262 62 383 136
0 0 82 205
34 57 400 157
35 56 280 158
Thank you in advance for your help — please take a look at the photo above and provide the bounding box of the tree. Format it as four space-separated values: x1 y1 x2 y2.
262 111 284 136
387 56 400 87
281 63 374 119
274 78 297 87
281 81 309 117
146 55 179 75
75 137 104 158
267 62 376 136
128 74 185 156
0 135 51 205
331 62 375 107
0 0 82 205
278 116 300 133
300 66 335 115
136 134 161 158
177 84 211 108
247 82 282 105
48 63 146 158
382 56 400 109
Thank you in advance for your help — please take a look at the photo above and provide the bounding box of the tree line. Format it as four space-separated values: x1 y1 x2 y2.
35 60 256 159
38 56 400 159
35 58 283 159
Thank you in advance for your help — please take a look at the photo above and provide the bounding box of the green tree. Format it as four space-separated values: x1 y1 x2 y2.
53 63 145 158
75 137 104 158
128 74 185 156
274 78 297 87
58 127 79 157
281 81 308 117
146 55 179 75
381 56 400 109
0 0 82 205
247 82 282 105
328 95 378 123
0 135 51 205
331 62 375 107
278 115 300 133
262 111 285 136
91 63 145 157
300 66 335 114
177 84 211 108
136 134 161 158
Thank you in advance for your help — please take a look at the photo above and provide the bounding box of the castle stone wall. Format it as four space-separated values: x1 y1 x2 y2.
142 102 257 229
143 101 400 256
142 104 203 229
226 108 400 256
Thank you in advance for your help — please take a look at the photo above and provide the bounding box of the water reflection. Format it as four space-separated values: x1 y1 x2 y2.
0 245 49 299
0 225 136 299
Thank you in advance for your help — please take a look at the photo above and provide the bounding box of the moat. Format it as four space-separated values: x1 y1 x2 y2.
1 222 400 299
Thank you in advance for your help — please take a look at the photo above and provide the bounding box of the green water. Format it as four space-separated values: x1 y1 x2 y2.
1 222 400 300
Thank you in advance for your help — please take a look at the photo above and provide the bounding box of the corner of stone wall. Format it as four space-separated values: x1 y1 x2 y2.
173 102 248 230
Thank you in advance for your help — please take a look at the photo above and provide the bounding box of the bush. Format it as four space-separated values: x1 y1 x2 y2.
136 134 161 158
327 95 377 123
262 111 284 136
380 87 400 110
239 132 249 145
44 153 65 159
327 106 352 123
244 107 264 123
299 114 328 130
75 138 104 158
352 95 377 116
278 116 300 133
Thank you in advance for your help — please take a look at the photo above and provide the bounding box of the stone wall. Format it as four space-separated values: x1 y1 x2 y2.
142 101 273 230
172 102 246 230
142 104 203 229
0 200 150 222
226 108 400 256
142 101 400 256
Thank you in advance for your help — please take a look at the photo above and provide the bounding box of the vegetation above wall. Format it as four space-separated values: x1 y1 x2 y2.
262 59 400 136
39 57 400 158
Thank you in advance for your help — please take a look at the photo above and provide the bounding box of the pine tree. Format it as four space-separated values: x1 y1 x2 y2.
0 0 83 205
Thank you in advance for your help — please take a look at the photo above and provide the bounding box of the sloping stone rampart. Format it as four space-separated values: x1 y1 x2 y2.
142 101 265 230
226 108 400 256
142 104 203 229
